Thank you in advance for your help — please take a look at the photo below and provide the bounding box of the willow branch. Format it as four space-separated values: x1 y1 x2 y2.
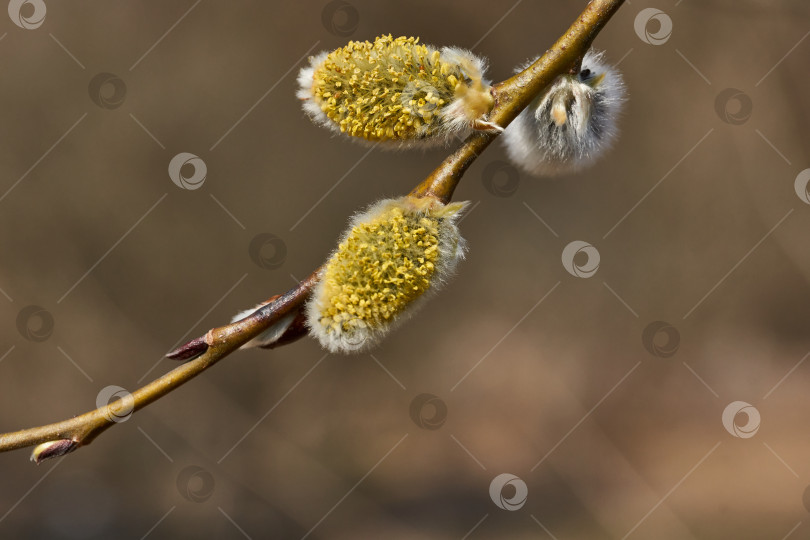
411 0 624 203
0 272 319 459
0 0 624 462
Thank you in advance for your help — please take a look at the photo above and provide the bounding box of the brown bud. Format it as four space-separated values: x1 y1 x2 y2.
166 335 209 361
30 439 78 464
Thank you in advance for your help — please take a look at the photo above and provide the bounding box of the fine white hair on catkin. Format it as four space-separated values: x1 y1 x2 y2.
296 50 330 127
501 50 626 176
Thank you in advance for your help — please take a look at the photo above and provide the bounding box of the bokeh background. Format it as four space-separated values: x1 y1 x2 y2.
1 0 809 538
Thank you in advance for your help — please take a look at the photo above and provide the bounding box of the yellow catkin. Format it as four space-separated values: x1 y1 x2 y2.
321 208 438 328
299 35 495 145
307 196 467 353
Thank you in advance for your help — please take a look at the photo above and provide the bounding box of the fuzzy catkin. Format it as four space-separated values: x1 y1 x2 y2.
297 35 497 148
306 196 468 353
502 50 626 176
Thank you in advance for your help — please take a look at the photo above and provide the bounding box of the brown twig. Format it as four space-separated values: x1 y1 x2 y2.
2 0 625 462
13 272 319 461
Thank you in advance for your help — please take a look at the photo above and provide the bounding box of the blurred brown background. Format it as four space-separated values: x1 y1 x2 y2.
1 0 809 538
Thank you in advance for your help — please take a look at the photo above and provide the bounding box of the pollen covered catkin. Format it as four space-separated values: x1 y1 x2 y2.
306 196 468 353
297 35 499 148
502 50 626 176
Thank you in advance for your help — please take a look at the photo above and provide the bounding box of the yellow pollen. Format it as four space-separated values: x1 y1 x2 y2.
308 35 487 142
318 205 443 333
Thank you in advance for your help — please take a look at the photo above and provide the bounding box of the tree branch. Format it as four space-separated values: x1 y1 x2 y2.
1 0 625 462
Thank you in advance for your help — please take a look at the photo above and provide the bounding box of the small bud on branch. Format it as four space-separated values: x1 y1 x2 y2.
166 335 210 361
30 439 78 464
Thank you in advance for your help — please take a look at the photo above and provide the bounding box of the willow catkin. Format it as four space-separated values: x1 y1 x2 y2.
297 35 499 148
502 50 626 176
305 196 468 353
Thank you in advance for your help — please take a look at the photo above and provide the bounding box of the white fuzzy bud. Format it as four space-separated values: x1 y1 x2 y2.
501 50 626 176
